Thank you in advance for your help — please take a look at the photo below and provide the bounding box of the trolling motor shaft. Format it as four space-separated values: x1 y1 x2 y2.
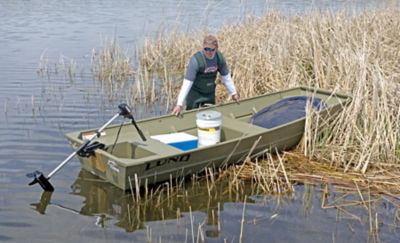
27 103 146 192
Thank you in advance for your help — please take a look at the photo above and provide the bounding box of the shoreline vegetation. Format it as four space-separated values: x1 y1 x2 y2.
133 9 400 197
39 9 400 196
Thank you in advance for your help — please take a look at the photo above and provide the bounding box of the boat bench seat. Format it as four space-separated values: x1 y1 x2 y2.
221 116 268 136
140 138 183 155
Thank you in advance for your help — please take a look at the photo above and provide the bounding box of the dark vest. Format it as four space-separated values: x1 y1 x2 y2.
186 51 225 110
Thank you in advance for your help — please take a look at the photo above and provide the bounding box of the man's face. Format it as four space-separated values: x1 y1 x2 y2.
203 44 217 59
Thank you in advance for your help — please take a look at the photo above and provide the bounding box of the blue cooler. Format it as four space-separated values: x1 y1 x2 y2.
151 132 198 151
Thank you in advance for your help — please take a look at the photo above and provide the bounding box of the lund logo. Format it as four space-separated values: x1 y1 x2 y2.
145 154 191 171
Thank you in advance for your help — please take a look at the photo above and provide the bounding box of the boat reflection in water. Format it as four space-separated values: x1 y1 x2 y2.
68 169 240 235
31 169 400 242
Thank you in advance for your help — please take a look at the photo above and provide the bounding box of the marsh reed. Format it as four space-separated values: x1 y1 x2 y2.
90 37 135 84
132 9 400 178
37 50 80 81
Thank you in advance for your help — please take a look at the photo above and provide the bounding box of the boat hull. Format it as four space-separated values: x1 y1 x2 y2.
65 86 351 190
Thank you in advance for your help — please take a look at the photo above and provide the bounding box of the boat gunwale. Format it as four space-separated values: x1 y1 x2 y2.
65 85 351 138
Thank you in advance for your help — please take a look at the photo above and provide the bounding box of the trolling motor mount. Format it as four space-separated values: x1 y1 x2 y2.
77 141 105 158
118 104 133 119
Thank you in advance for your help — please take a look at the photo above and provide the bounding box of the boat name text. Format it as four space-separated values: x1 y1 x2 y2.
145 154 191 171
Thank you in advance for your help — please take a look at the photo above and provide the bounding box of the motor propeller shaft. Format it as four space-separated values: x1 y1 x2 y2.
27 171 54 192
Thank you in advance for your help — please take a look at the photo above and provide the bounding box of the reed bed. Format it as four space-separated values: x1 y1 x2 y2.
227 151 400 199
89 37 137 101
37 50 80 81
90 37 135 84
132 9 400 176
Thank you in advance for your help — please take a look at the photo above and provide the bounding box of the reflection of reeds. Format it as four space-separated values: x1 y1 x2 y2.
239 195 247 243
37 49 49 77
4 98 8 114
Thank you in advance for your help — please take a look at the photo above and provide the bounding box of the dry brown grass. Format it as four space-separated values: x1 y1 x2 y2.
227 151 400 199
91 37 135 84
133 9 400 175
135 10 399 99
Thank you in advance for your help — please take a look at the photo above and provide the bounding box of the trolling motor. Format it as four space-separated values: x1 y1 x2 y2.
27 104 146 192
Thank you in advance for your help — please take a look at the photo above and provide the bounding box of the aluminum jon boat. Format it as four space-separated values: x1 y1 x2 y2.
64 86 351 190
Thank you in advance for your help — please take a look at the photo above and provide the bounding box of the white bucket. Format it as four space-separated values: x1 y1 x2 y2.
196 110 222 147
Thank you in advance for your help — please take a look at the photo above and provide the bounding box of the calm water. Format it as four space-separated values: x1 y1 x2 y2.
1 0 399 242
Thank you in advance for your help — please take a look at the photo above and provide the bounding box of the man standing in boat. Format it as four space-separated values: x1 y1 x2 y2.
172 35 240 115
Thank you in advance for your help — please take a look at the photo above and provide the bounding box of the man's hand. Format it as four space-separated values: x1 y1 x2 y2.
232 94 240 104
172 105 182 116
